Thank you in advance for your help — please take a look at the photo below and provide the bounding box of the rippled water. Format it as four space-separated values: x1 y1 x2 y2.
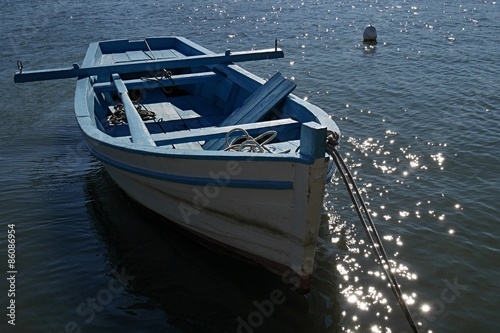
1 1 499 332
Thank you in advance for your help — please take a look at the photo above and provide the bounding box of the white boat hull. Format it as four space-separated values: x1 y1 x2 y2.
86 135 328 289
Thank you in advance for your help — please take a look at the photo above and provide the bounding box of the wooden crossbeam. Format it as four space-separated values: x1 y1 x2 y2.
93 71 219 92
112 74 156 146
14 48 284 83
150 118 299 146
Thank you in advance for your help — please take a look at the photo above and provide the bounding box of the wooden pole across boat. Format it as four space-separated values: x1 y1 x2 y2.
14 48 284 83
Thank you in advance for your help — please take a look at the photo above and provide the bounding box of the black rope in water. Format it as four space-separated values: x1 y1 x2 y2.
326 133 420 333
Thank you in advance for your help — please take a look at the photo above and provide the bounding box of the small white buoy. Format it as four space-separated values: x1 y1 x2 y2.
363 25 377 42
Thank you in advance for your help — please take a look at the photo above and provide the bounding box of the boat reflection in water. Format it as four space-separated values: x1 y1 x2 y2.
83 167 341 333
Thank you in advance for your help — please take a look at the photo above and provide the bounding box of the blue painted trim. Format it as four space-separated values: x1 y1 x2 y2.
78 124 314 163
85 141 293 190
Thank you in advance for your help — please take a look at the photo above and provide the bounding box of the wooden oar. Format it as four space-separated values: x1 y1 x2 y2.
14 48 284 83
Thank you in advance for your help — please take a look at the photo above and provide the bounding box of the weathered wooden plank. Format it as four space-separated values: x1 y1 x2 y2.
266 140 300 154
170 106 206 148
176 109 200 120
203 72 295 150
158 49 179 59
126 51 150 62
149 50 163 60
14 48 284 83
151 118 299 146
145 102 181 121
220 72 294 126
100 54 114 65
238 79 296 124
112 74 156 146
112 53 129 63
173 142 204 150
93 72 219 92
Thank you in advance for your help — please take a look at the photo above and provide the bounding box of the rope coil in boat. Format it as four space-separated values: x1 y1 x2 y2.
326 132 420 333
224 128 290 154
107 103 156 125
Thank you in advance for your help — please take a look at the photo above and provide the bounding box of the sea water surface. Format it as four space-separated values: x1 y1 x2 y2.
0 1 499 332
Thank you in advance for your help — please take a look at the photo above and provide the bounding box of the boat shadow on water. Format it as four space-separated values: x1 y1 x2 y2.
83 167 342 333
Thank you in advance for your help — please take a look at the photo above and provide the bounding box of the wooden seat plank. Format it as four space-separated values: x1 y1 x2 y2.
93 72 219 93
203 72 295 151
112 53 130 63
150 118 299 147
144 102 182 121
126 51 150 62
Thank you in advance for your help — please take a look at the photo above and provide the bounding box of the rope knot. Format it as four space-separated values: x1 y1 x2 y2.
326 130 340 152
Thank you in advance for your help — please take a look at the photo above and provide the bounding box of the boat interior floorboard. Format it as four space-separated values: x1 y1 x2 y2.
94 66 300 152
101 86 231 150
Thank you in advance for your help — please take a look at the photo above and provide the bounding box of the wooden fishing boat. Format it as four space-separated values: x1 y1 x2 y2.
15 36 340 291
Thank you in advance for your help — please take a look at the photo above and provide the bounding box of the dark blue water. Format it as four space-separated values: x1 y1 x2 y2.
1 1 499 332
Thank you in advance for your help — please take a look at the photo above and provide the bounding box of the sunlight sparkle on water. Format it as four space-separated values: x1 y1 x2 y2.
431 152 445 166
